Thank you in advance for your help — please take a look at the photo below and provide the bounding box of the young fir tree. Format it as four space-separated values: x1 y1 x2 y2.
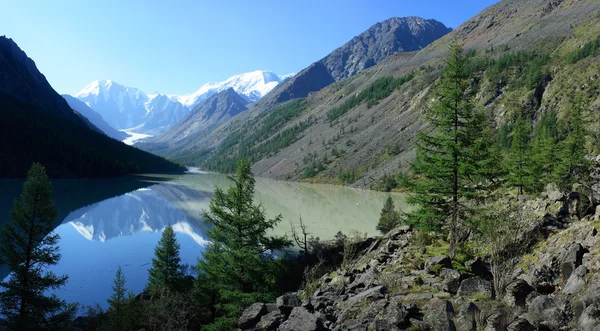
195 159 290 329
376 196 401 234
147 224 185 293
407 40 497 259
553 102 592 196
506 115 533 194
104 266 132 331
0 163 76 330
530 110 559 189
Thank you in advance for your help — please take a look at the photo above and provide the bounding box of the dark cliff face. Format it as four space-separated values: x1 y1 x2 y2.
0 36 81 122
260 17 451 106
321 17 453 81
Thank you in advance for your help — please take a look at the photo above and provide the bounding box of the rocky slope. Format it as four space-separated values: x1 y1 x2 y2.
62 94 129 140
173 0 600 188
237 185 600 330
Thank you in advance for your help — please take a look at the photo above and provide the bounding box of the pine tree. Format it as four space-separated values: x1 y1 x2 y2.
0 163 76 330
553 102 592 195
506 115 533 194
407 40 497 259
195 159 290 329
376 196 401 234
147 224 184 293
105 266 130 331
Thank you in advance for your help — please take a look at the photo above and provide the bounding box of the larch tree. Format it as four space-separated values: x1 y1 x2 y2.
147 224 185 293
506 115 533 194
407 40 497 259
0 163 76 330
376 196 401 234
195 159 290 330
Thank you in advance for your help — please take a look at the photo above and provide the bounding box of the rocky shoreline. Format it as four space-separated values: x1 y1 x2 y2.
237 188 600 330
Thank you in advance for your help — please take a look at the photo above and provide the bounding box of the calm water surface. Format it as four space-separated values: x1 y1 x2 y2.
0 172 406 309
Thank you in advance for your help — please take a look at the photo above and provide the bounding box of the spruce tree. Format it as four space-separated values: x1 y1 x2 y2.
105 266 130 331
506 115 533 194
195 159 290 329
147 224 184 293
376 196 401 234
0 163 76 330
553 102 592 195
407 41 497 259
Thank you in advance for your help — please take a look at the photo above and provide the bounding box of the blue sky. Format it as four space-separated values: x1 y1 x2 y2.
1 0 499 95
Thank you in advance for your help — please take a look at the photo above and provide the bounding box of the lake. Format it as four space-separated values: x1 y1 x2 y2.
0 172 406 310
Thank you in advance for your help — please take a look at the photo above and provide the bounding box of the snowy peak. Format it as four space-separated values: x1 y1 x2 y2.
171 70 295 108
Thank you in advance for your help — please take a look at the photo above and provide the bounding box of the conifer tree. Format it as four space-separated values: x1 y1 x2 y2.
104 266 132 331
195 159 290 329
530 110 559 189
506 115 533 194
553 102 592 196
376 196 401 234
407 40 497 259
0 163 76 330
147 224 185 293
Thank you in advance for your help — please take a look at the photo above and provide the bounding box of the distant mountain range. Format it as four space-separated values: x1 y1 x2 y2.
75 70 292 135
139 16 452 159
0 36 184 178
62 94 130 141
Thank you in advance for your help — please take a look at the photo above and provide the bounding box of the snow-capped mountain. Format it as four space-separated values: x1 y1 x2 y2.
170 70 294 108
76 80 190 134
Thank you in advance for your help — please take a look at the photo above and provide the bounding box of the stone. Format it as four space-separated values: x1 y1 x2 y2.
503 279 534 307
378 296 415 328
455 302 479 331
255 311 283 330
563 265 587 295
424 298 455 331
440 268 462 294
561 243 587 281
457 277 493 298
506 318 535 331
277 293 302 315
525 291 541 306
528 296 569 329
278 307 324 331
425 256 452 274
238 302 267 329
346 286 387 306
579 303 600 331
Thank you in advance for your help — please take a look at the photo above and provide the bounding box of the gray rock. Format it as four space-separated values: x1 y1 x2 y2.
424 298 456 331
466 257 493 280
277 293 302 315
564 265 587 294
506 318 535 331
238 302 267 329
455 302 479 331
440 268 462 294
457 277 493 298
528 295 569 329
378 296 415 328
425 256 452 274
561 243 587 281
255 311 283 330
346 286 387 306
278 307 324 331
579 303 600 331
503 279 534 307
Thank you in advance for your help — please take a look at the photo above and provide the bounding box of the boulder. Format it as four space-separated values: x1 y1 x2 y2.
425 256 452 274
528 296 569 329
440 268 463 294
255 311 283 330
503 279 534 307
563 265 587 295
276 293 302 315
454 302 479 331
457 277 493 298
238 302 267 329
278 307 324 331
506 318 535 331
560 243 587 281
378 296 416 328
346 286 387 306
579 303 600 331
424 298 456 331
